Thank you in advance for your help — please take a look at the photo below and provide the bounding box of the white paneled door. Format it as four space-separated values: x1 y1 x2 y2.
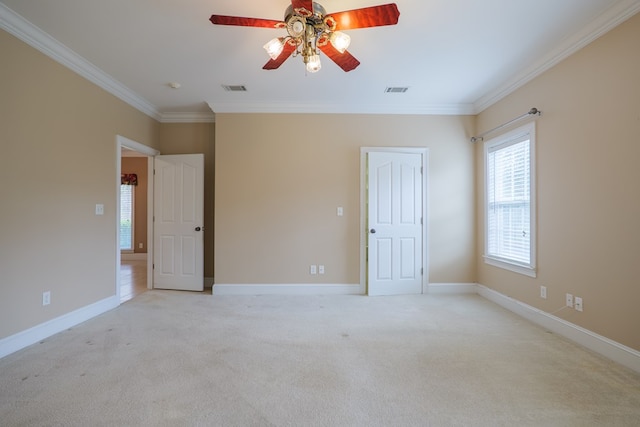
153 154 204 291
367 151 425 296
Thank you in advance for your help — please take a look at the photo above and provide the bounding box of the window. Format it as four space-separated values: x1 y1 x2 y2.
484 122 536 277
120 184 134 251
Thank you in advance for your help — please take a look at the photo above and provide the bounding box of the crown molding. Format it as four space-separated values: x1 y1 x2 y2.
473 0 640 113
0 3 162 121
159 112 215 123
207 101 476 116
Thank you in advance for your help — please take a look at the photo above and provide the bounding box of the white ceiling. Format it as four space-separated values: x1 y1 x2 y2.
1 0 639 121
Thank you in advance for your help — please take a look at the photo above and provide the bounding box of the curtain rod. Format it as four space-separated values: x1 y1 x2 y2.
470 107 541 143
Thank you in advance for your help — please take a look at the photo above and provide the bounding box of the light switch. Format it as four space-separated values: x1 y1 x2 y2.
337 207 344 216
95 204 104 215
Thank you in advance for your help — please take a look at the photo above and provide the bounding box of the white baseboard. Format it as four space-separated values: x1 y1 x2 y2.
213 283 362 296
0 295 120 359
477 285 640 374
426 283 478 294
120 253 147 261
213 282 476 296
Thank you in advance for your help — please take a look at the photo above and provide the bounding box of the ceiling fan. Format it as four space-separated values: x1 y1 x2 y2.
210 1 400 73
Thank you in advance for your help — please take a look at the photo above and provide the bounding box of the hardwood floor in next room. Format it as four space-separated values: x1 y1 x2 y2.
120 259 147 303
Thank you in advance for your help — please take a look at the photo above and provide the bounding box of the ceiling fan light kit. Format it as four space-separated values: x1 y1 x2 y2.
210 1 400 73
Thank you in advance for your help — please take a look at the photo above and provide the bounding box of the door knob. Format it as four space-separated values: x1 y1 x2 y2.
370 228 376 234
195 227 201 232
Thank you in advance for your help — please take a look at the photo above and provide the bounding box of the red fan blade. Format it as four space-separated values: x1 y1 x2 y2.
318 44 360 72
328 3 400 30
263 42 296 70
291 0 314 15
210 15 283 29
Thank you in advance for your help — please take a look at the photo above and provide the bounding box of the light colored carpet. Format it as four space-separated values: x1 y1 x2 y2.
1 291 639 426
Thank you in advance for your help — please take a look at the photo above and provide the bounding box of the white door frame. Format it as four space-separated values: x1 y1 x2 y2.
359 147 429 295
116 135 160 303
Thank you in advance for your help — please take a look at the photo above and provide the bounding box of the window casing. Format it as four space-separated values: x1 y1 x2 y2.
484 122 536 277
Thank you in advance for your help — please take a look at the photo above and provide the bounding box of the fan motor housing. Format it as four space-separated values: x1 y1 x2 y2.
286 16 306 38
284 3 327 24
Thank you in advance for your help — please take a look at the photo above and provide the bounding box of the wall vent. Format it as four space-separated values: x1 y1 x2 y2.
385 86 409 93
222 85 247 92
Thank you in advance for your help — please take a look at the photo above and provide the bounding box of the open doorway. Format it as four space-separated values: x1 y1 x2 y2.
120 149 148 302
116 136 159 303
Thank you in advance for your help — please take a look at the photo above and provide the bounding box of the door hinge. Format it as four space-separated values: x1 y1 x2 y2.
420 166 423 174
421 218 423 225
421 268 423 275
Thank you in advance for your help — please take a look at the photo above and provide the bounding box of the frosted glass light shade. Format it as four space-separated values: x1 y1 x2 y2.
330 31 351 53
263 38 285 60
306 54 322 73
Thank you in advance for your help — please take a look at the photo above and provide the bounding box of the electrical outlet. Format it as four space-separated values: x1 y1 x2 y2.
575 297 583 312
138 243 143 249
318 265 325 274
42 291 51 306
566 293 574 308
540 286 547 299
310 265 317 275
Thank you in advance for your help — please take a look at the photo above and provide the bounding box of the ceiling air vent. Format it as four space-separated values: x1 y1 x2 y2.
222 85 247 92
385 86 409 93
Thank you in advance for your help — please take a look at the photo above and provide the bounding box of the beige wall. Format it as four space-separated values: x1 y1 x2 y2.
159 123 215 279
0 29 160 338
476 13 640 351
215 113 476 285
121 157 148 253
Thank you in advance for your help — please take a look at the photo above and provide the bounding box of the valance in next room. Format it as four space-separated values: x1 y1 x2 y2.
121 173 138 186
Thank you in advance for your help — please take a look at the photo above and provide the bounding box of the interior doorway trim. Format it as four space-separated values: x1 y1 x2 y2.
116 135 159 302
359 147 430 295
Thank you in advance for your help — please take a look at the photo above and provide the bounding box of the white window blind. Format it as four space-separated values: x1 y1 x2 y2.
120 185 134 251
485 123 536 276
